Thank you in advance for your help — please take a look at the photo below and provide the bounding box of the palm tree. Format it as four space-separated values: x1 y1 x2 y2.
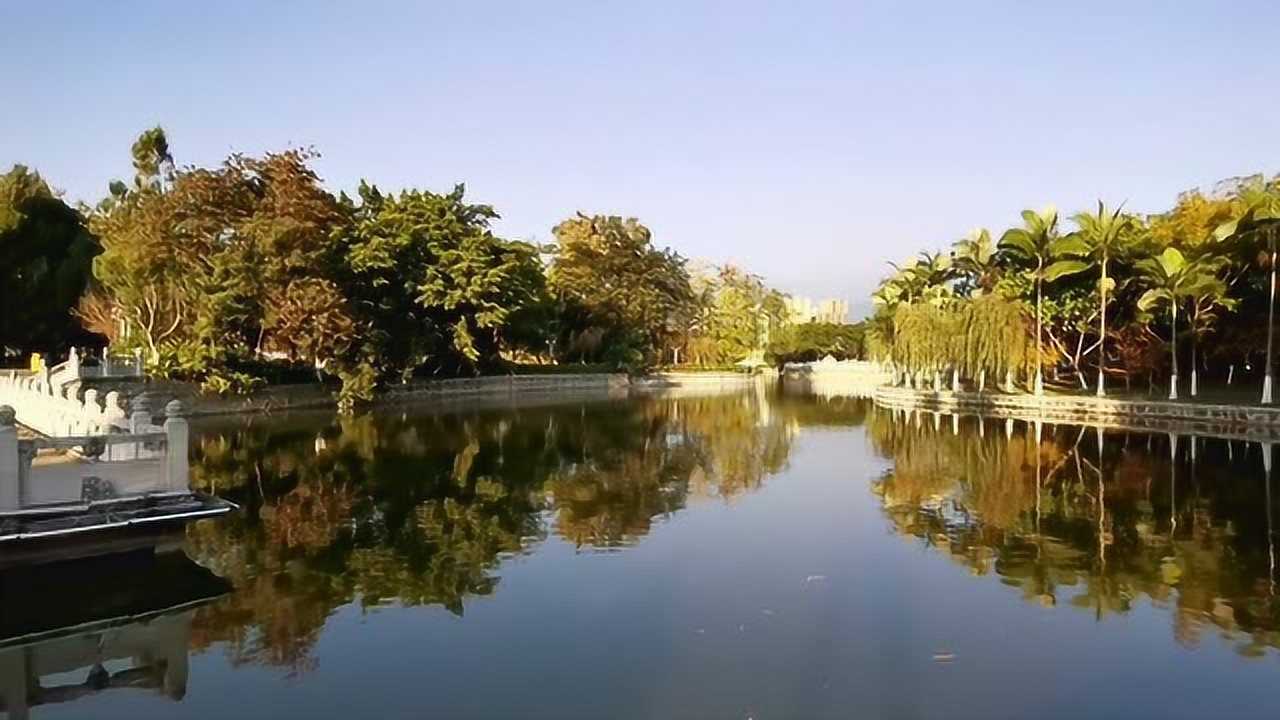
999 206 1090 395
1136 248 1224 400
1215 179 1280 404
952 228 999 295
1067 202 1136 397
1185 259 1235 397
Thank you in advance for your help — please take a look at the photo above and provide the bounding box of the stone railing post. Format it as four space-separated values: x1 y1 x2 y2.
164 400 190 493
103 391 126 429
134 348 144 377
0 406 19 512
82 388 100 432
130 396 153 433
67 346 81 378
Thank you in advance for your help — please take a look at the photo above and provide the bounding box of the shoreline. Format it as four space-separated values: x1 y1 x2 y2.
88 370 768 419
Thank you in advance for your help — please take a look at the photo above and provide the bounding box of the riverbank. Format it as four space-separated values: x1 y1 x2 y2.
873 385 1280 441
75 370 766 419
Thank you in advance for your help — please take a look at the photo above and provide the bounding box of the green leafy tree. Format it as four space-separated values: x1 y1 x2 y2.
687 265 787 365
0 165 100 357
548 214 696 367
91 130 357 393
768 322 865 365
341 183 547 379
1214 178 1280 403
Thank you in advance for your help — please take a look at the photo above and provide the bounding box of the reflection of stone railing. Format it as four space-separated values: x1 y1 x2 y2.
873 386 1280 440
0 551 229 714
0 608 192 712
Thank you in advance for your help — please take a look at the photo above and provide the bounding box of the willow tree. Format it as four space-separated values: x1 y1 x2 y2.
892 302 955 388
1136 248 1225 400
999 206 1090 395
1215 178 1280 404
1067 202 1137 397
960 295 1032 392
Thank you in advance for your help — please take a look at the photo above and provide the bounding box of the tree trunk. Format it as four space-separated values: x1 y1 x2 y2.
1190 333 1198 398
1034 264 1044 396
978 368 986 393
1169 304 1179 400
1264 241 1277 405
1097 255 1108 396
1169 434 1178 535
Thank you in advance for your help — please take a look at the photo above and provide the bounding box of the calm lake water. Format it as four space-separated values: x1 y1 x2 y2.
6 387 1280 718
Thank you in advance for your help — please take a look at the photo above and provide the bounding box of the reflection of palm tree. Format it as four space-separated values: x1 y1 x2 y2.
869 409 1280 652
1266 441 1275 597
1168 434 1178 537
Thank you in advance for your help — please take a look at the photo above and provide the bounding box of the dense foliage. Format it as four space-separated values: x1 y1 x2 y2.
0 166 100 357
548 213 698 367
5 127 834 402
871 174 1280 402
767 322 866 365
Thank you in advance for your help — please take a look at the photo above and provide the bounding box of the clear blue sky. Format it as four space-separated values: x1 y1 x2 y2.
4 1 1278 317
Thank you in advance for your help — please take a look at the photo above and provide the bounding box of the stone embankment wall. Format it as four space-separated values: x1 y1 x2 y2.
873 385 1280 441
169 373 633 416
98 372 765 418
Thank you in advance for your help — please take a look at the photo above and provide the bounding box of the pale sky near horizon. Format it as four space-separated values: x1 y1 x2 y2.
4 1 1278 318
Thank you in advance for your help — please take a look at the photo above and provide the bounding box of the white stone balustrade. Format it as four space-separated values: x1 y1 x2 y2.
0 400 191 514
47 347 145 386
0 369 132 437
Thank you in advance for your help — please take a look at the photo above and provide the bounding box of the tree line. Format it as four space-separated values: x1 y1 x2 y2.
868 176 1280 402
0 128 860 405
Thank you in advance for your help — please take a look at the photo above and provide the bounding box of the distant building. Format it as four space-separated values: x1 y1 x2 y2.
785 296 849 325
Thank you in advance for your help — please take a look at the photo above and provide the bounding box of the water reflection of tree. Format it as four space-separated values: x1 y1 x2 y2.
184 391 806 672
869 408 1280 656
